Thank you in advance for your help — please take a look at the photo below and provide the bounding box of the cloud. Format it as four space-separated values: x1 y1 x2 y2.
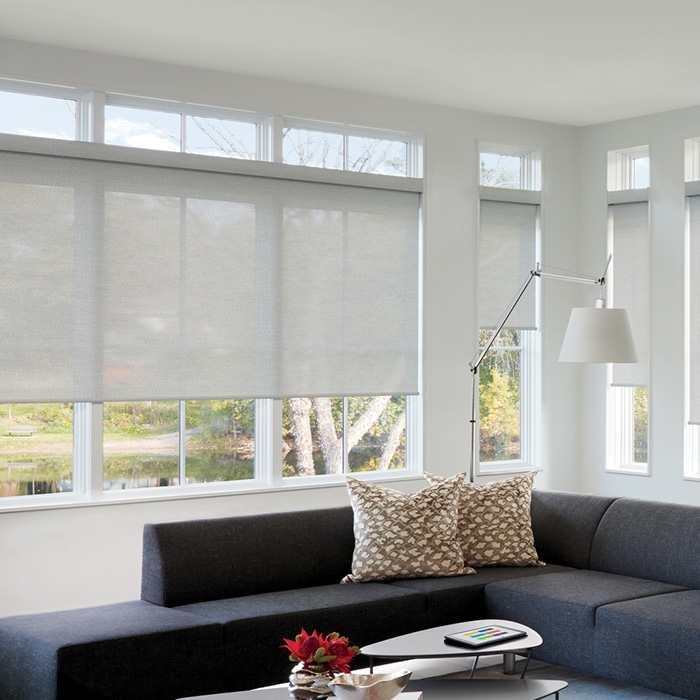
105 117 180 152
17 128 72 140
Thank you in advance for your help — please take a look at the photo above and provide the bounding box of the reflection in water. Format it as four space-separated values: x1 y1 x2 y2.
0 457 72 497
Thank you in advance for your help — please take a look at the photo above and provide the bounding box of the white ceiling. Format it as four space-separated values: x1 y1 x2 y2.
2 0 700 126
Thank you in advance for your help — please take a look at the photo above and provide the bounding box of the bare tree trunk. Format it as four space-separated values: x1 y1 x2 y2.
346 396 392 452
377 409 406 470
288 398 316 476
313 398 343 474
290 395 395 476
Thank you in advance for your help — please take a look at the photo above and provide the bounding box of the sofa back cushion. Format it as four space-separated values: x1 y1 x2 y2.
590 497 700 587
142 507 355 607
530 489 616 569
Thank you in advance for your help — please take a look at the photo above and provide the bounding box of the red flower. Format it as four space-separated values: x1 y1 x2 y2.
282 629 360 674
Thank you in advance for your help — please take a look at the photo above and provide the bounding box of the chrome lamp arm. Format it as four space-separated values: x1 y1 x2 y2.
468 255 611 482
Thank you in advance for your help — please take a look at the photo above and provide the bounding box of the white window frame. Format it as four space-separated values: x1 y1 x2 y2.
0 81 424 511
605 145 650 476
684 139 700 479
476 141 542 477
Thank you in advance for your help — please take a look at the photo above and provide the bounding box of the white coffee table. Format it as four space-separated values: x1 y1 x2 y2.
179 679 567 700
361 619 543 678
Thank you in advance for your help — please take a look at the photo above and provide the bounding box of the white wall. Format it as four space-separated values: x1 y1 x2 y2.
578 107 700 503
0 39 581 617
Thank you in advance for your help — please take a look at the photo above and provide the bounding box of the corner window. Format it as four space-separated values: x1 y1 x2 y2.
477 142 541 475
684 138 700 479
606 145 650 475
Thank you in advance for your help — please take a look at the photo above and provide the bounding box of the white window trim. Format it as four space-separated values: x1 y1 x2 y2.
0 80 424 511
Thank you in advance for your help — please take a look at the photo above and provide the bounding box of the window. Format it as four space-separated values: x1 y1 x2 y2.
684 138 700 478
103 400 255 490
283 120 420 177
105 96 260 159
477 142 541 475
282 396 406 476
0 86 77 140
606 146 650 475
0 403 74 496
0 81 423 508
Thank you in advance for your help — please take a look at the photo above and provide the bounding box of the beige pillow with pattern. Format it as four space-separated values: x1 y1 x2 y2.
424 471 544 568
341 475 475 583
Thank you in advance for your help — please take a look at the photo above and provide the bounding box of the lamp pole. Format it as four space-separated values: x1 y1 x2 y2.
468 256 611 483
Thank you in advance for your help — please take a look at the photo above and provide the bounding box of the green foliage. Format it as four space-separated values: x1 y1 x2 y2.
634 386 648 463
0 403 73 433
479 346 521 462
103 401 179 434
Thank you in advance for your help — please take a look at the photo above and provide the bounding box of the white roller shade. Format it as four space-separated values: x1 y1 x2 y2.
478 199 538 330
609 199 649 387
687 192 700 424
0 136 421 403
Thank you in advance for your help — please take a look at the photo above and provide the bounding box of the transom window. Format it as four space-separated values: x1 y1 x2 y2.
104 97 260 159
283 119 419 176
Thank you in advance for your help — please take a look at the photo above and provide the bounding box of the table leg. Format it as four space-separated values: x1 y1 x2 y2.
520 650 532 679
469 655 480 679
503 652 516 675
369 658 374 673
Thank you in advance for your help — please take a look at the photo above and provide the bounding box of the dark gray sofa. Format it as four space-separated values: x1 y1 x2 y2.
1 488 699 700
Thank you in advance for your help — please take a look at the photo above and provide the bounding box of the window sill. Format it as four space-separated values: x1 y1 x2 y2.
605 465 650 476
476 461 540 478
0 469 425 513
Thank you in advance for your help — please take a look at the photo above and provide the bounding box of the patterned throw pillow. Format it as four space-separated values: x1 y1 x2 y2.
341 475 475 583
424 471 544 568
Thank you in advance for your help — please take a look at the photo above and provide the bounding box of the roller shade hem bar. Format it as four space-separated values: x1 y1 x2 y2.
0 390 421 405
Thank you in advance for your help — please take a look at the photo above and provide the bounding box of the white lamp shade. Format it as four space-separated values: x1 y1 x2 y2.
559 307 638 363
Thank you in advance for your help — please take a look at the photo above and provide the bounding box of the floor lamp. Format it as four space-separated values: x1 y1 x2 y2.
468 255 638 482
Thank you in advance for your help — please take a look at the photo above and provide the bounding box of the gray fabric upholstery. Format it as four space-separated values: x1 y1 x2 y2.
530 489 615 569
0 601 224 700
590 497 700 588
142 507 355 607
387 564 573 627
6 489 700 700
484 569 687 673
176 583 426 690
595 589 700 700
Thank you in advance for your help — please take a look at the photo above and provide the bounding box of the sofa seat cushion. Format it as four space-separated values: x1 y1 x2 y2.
595 589 700 700
0 600 224 700
484 570 687 673
176 582 426 691
387 564 574 627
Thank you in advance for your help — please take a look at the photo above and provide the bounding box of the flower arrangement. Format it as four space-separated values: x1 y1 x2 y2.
282 629 360 676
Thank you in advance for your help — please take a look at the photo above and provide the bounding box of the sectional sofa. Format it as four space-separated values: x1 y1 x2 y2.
0 489 699 700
